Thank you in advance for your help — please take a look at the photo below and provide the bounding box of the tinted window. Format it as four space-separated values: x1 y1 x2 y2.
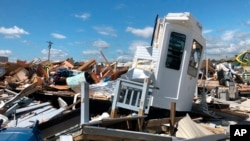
165 32 186 70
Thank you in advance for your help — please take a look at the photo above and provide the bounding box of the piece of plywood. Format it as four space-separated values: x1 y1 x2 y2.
51 85 70 90
197 80 219 89
77 59 96 71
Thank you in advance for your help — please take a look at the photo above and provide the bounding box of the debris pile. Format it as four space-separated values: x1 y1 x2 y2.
1 58 250 141
0 58 129 95
198 59 250 98
0 58 129 129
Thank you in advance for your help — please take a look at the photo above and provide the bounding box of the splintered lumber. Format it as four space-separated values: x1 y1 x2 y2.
37 63 49 80
63 60 74 69
197 80 219 90
110 66 129 80
211 108 249 119
212 97 250 119
50 85 70 90
17 59 34 68
200 59 216 74
77 59 96 71
4 62 22 76
99 51 119 79
169 102 176 135
100 66 113 79
237 84 250 94
200 124 226 134
90 115 146 129
13 68 29 81
145 117 183 130
100 50 110 65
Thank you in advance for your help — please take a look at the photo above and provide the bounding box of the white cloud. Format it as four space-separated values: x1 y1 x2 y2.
75 13 91 20
82 50 100 55
221 30 237 41
239 39 250 46
113 40 149 62
41 48 68 61
51 33 66 39
204 29 250 59
203 29 213 34
92 39 110 49
126 26 153 38
81 50 104 61
115 3 126 9
245 20 250 26
115 49 133 62
0 26 29 38
116 49 125 55
116 55 132 62
21 40 28 43
129 40 149 52
93 26 117 37
0 50 12 56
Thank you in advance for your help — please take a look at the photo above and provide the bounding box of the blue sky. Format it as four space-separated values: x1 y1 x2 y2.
1 0 250 63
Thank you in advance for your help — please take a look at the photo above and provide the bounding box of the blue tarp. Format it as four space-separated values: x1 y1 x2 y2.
0 120 43 141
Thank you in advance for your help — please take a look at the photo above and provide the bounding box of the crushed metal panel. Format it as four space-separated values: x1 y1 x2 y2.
175 114 214 139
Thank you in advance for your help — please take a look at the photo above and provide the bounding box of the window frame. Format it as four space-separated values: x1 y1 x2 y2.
165 32 186 70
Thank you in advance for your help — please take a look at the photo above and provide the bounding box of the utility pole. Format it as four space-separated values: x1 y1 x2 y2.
47 41 53 61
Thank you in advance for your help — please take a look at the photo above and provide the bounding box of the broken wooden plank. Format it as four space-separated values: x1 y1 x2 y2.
77 59 96 71
145 117 183 129
50 85 70 90
199 124 226 134
63 60 74 69
211 108 249 119
169 102 176 135
197 80 219 90
97 115 146 128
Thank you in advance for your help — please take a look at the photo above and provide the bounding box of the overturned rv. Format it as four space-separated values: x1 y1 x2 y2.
111 12 205 117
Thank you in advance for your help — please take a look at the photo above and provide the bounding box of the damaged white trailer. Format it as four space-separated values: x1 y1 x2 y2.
111 12 205 118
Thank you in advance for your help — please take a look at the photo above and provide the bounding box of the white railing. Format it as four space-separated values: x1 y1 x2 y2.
111 78 153 117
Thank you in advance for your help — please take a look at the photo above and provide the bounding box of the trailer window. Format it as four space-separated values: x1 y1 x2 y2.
187 40 203 77
165 32 186 70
